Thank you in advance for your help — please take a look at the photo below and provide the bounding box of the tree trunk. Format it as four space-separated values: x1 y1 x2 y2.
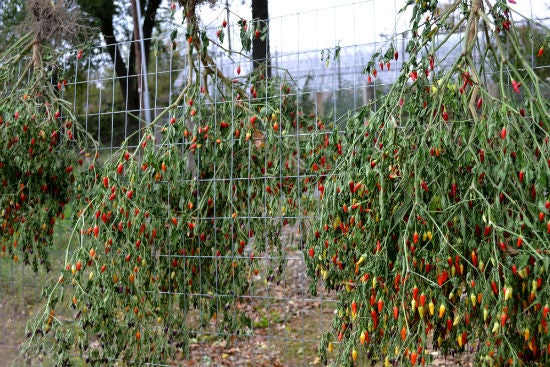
142 0 162 65
128 0 161 92
251 0 270 77
131 0 143 121
99 15 141 143
98 0 161 145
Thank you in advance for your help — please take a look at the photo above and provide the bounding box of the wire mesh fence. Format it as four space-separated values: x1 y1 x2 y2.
1 1 550 366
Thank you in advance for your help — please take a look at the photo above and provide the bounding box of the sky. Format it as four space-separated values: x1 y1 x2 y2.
197 0 550 54
186 0 550 89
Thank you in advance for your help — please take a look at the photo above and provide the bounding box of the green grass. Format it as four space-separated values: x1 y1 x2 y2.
0 206 76 366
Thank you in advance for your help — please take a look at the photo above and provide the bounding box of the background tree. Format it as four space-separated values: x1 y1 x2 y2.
251 0 270 77
1 0 271 143
0 1 26 52
76 0 163 143
505 23 550 96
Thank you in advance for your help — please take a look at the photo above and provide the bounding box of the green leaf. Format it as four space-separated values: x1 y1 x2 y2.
170 29 178 43
334 44 341 60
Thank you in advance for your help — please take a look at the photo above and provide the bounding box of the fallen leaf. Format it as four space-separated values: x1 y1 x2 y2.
310 356 322 365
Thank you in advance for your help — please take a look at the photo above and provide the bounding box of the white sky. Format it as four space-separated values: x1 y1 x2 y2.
197 0 550 54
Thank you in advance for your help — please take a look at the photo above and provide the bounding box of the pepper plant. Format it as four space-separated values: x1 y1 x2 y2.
304 0 550 366
17 1 328 365
11 0 550 366
0 27 96 272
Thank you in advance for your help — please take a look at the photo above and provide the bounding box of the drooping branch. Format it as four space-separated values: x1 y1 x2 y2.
182 0 247 99
464 0 482 120
26 0 85 69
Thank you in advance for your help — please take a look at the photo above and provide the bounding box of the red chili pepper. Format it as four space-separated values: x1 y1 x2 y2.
491 281 499 296
500 127 507 139
421 181 429 192
371 310 378 329
501 313 508 327
511 80 521 94
419 293 426 307
410 351 418 365
517 237 523 248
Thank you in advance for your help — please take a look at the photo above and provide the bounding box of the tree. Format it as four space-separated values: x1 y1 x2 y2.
0 1 25 52
251 0 270 77
76 0 163 142
0 0 164 143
